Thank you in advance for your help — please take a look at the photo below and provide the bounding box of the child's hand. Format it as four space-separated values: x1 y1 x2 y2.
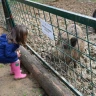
17 50 21 57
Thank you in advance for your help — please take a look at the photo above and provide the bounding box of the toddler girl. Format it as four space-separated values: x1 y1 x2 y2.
0 25 28 79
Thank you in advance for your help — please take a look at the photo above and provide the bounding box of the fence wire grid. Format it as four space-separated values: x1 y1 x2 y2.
0 2 6 28
2 0 96 95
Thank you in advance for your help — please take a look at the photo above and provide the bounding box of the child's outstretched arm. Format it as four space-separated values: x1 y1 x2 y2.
16 50 21 57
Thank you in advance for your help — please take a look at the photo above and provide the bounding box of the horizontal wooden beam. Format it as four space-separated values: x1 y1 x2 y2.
19 46 73 96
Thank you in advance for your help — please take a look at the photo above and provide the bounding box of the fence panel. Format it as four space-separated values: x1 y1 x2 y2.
0 1 6 28
7 0 96 95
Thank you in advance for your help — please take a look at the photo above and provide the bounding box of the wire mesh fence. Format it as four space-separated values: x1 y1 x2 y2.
0 1 6 28
5 0 96 95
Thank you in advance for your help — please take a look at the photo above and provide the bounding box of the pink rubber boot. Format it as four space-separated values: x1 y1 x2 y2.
10 64 22 75
11 60 27 79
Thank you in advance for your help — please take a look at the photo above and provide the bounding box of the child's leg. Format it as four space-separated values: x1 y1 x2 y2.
11 59 26 79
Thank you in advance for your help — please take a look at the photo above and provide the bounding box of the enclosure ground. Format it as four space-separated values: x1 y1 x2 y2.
47 0 96 16
0 63 45 96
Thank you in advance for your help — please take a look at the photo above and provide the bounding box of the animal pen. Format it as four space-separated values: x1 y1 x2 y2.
0 0 96 96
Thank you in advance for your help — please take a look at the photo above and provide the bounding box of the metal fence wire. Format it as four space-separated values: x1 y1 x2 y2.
5 0 96 95
0 1 6 28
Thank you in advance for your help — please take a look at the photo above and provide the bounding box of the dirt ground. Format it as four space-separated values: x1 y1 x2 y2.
0 64 45 96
